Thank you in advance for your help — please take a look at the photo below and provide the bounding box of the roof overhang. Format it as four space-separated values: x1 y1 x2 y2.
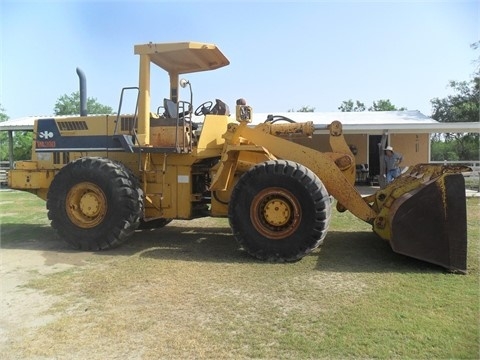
313 122 480 135
0 124 34 131
0 117 40 131
1 116 478 135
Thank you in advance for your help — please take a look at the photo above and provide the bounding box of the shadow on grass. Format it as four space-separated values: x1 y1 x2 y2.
315 231 444 274
0 222 445 273
127 224 252 263
0 224 63 250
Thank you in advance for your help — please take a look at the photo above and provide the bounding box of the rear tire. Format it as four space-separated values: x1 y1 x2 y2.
47 157 143 250
228 160 331 262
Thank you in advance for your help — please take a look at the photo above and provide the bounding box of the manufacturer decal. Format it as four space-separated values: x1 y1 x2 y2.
39 130 54 139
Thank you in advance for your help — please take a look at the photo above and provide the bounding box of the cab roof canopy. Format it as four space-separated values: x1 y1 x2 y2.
134 42 230 74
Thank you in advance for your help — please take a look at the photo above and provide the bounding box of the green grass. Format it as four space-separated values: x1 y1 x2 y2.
1 189 479 359
465 175 480 191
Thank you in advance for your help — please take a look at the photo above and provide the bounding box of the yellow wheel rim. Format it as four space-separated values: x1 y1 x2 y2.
250 187 301 240
66 182 107 228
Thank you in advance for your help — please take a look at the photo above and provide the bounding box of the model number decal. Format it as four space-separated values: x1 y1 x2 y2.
36 140 56 148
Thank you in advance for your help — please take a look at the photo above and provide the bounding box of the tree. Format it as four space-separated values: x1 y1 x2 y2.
0 105 7 123
13 132 33 160
288 106 315 112
338 99 406 112
430 78 479 161
368 99 406 111
0 104 33 161
430 42 479 161
430 79 479 123
54 91 113 115
338 99 365 112
0 105 9 160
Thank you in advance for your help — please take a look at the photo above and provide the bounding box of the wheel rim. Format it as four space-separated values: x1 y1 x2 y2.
66 182 107 228
250 187 301 239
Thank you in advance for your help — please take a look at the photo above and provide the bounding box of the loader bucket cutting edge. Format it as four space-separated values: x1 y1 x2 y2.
387 173 468 273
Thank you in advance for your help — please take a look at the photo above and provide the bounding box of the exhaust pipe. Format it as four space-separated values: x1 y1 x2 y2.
76 67 87 116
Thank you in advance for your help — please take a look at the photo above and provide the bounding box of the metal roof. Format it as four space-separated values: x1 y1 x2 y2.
250 110 437 125
1 111 478 134
0 116 39 131
247 110 480 134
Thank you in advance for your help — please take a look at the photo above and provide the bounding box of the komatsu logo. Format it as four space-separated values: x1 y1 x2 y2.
39 130 54 139
37 129 56 148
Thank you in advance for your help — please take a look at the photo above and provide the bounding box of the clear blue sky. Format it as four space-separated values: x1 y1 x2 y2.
1 0 478 119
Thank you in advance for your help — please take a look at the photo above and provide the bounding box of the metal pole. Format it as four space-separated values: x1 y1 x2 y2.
8 130 14 168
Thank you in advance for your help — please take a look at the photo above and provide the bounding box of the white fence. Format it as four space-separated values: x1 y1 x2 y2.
429 160 480 174
0 161 9 186
430 160 480 191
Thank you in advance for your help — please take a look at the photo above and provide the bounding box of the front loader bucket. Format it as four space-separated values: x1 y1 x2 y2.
371 165 470 273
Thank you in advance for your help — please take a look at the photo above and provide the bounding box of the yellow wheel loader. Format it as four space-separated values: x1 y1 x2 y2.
8 42 471 272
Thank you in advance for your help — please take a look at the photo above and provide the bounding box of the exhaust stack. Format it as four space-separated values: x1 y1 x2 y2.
76 67 87 116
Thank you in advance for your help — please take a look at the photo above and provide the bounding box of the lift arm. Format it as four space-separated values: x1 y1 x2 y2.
211 120 377 223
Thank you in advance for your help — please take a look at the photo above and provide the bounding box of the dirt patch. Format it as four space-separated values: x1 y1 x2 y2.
0 238 93 350
0 218 231 357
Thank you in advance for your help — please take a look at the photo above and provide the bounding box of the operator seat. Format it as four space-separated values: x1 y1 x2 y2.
163 98 178 118
163 98 198 130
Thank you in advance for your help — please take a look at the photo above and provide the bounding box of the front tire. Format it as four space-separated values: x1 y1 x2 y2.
47 157 143 250
228 160 331 262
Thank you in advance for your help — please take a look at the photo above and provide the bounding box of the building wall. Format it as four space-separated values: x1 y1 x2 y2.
292 132 429 168
345 134 368 164
389 133 430 166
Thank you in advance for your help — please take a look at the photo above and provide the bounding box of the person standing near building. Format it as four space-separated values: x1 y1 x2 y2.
384 146 403 183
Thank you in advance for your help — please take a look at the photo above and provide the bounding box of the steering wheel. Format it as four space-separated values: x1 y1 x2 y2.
194 101 214 116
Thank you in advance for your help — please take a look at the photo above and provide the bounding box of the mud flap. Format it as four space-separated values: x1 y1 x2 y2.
388 173 467 273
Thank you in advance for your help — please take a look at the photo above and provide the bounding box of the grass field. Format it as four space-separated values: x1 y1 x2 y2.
1 190 479 359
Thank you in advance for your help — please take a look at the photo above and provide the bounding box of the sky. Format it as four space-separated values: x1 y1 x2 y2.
1 0 478 120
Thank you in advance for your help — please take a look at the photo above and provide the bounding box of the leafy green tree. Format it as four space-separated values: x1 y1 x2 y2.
0 105 7 123
338 99 406 112
0 105 9 160
368 99 406 111
430 80 479 160
0 105 33 161
13 132 33 160
287 106 315 112
297 105 315 113
430 44 479 161
430 79 479 123
431 139 460 161
338 99 366 112
54 91 113 115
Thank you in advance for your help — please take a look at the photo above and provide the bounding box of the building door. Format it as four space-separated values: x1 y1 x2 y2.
368 135 383 179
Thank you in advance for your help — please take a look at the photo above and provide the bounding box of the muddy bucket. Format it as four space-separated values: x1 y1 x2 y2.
386 173 468 273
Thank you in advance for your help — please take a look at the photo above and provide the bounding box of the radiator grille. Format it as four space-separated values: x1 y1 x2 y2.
57 121 88 131
121 117 137 132
53 152 70 164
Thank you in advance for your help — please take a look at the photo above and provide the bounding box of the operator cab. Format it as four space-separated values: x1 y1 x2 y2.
115 42 231 153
